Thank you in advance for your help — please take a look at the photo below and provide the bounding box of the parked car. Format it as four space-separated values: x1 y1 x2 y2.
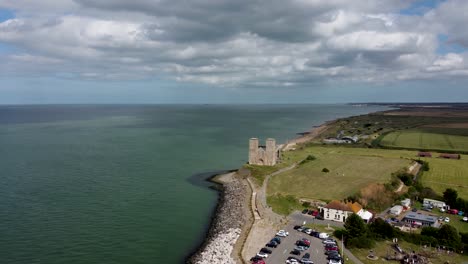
272 237 281 243
328 259 342 264
304 228 313 234
302 209 309 214
301 259 314 264
325 246 338 251
458 211 464 216
440 208 446 213
294 245 307 251
276 230 289 237
325 250 339 255
315 215 324 220
327 251 341 260
445 217 450 223
260 248 272 254
286 257 300 264
448 209 459 215
412 208 418 212
310 231 320 237
319 232 329 239
253 260 265 264
323 239 337 245
303 253 310 259
463 216 468 222
293 225 301 230
301 238 311 244
312 210 319 216
266 241 277 248
250 256 263 262
290 249 301 255
256 252 268 258
296 240 309 247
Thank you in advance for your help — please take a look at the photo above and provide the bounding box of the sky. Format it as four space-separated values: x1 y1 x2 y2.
0 0 468 104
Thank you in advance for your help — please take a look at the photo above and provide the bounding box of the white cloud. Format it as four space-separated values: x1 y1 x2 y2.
0 0 466 87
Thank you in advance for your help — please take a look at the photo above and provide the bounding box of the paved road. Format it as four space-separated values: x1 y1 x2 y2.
289 211 344 228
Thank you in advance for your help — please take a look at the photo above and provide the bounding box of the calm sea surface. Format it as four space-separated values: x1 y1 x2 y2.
0 104 387 263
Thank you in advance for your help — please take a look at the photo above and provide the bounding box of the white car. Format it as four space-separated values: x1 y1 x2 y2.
276 230 289 237
440 208 446 213
329 259 342 264
463 216 468 222
319 232 329 239
444 217 450 223
256 252 268 258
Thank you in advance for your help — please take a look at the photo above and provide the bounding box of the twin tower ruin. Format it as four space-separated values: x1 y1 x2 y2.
248 138 280 166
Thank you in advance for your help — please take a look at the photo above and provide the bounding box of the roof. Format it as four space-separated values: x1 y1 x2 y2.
390 205 403 211
358 210 373 220
325 200 362 213
403 213 437 223
418 152 432 156
439 153 460 159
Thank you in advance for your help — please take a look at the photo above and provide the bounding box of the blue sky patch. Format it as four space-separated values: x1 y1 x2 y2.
0 8 15 22
401 0 445 15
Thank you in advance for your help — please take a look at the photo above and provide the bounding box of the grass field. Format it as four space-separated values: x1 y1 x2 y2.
379 129 468 152
349 239 468 264
419 157 468 199
263 146 468 213
268 147 411 201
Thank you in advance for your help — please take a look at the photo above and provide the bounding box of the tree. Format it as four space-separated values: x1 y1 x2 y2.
443 188 458 207
438 224 461 249
344 213 367 239
369 218 394 240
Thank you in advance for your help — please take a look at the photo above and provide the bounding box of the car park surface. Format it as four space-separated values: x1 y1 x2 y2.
257 224 334 264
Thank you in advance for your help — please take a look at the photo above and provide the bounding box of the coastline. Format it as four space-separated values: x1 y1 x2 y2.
187 106 393 264
187 171 251 264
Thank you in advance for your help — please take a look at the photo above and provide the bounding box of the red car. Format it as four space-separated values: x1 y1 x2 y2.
312 210 319 216
448 209 458 215
325 246 338 251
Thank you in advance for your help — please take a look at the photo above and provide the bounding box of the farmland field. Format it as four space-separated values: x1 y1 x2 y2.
268 147 411 201
379 129 468 152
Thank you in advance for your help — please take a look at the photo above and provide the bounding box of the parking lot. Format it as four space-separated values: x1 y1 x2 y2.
259 224 336 264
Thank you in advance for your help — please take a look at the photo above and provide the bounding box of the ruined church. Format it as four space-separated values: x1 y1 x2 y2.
248 138 281 166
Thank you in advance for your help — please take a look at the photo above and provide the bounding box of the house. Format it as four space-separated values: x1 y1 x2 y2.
402 213 439 227
418 152 432 157
389 205 403 215
401 198 411 208
439 153 461 159
321 200 373 223
423 198 446 209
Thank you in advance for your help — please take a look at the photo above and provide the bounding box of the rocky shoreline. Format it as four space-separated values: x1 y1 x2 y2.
187 172 247 264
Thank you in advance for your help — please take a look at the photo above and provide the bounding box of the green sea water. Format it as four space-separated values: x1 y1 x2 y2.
0 104 387 263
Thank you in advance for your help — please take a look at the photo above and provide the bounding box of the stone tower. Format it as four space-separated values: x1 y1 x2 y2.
265 138 277 166
248 137 278 166
249 138 259 165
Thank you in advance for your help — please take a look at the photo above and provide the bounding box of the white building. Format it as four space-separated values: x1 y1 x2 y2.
389 205 403 215
401 198 411 208
321 200 373 223
423 198 446 209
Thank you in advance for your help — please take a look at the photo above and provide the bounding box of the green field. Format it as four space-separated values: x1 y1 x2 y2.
264 146 468 209
419 157 468 199
380 129 468 152
268 147 411 201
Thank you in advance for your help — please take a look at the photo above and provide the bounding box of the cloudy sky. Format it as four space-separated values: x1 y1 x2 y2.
0 0 467 104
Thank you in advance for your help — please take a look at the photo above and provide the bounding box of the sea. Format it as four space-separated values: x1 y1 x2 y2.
0 104 387 263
